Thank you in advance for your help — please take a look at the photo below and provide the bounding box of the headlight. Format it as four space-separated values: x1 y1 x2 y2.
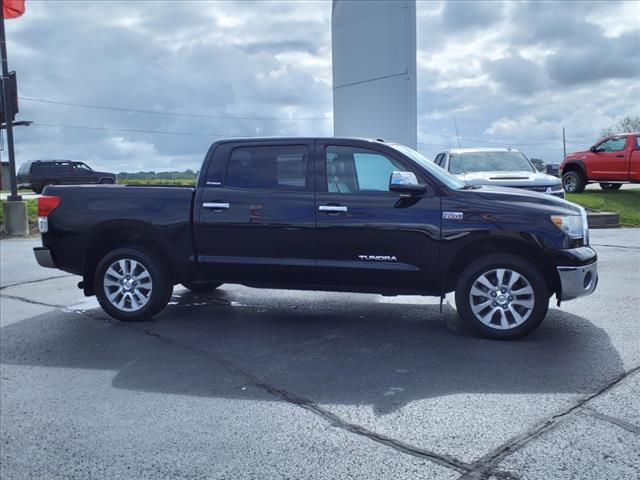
551 211 588 245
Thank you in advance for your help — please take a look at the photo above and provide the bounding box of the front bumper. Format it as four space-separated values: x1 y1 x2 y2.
557 261 598 301
33 246 56 269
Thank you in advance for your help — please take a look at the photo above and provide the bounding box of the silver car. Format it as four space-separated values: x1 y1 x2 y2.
433 148 564 197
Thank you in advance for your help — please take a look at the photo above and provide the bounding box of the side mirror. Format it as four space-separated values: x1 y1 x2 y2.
389 171 427 195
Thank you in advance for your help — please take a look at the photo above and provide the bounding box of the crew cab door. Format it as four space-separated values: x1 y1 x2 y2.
589 136 630 180
55 161 76 184
632 135 640 182
194 140 316 284
314 141 441 293
72 162 95 184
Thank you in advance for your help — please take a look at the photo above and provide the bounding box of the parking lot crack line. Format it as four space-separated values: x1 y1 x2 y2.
579 407 640 435
116 321 474 475
462 364 640 478
0 293 65 309
0 274 75 291
590 243 640 250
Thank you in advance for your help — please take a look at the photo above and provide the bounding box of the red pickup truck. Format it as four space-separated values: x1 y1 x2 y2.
560 132 640 193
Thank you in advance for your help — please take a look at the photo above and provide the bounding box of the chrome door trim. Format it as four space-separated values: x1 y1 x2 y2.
203 202 230 209
318 205 348 212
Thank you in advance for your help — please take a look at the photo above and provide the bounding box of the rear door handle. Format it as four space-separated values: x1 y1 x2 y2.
319 205 348 213
203 202 230 210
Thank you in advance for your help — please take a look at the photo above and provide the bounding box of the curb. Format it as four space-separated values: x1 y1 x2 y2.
587 211 620 229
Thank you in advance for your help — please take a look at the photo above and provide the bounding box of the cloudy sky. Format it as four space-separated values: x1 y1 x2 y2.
4 0 639 172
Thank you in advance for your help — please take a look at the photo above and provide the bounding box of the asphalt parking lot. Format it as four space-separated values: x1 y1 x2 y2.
1 230 639 479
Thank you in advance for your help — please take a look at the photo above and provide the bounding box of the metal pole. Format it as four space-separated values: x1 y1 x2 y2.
0 2 20 201
562 127 566 158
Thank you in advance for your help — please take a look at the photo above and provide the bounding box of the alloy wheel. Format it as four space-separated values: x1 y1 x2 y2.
103 258 153 312
468 268 535 330
563 175 577 192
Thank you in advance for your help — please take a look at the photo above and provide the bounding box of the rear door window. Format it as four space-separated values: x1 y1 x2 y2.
225 145 308 190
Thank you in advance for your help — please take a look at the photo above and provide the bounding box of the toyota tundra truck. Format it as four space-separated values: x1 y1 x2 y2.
33 138 598 339
561 132 640 193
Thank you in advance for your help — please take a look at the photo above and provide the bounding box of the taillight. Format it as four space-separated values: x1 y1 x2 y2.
38 196 60 217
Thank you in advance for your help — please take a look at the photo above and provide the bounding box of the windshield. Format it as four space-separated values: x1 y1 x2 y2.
389 143 465 189
449 151 535 174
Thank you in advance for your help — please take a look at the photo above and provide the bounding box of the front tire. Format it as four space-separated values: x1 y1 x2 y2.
95 247 173 322
599 183 622 191
562 171 585 193
455 254 549 340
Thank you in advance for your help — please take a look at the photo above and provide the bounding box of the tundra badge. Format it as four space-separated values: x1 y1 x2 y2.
442 211 464 220
358 255 398 262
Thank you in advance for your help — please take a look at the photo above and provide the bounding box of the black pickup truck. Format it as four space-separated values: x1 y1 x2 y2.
33 137 598 339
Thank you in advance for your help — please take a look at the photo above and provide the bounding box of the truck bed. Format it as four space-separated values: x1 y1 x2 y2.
41 184 196 279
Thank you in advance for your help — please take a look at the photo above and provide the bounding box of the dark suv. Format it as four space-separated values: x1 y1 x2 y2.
17 160 116 193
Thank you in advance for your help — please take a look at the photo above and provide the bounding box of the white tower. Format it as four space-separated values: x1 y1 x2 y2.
331 0 417 149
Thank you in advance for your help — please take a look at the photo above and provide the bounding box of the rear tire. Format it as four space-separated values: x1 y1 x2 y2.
599 183 622 191
181 281 223 294
455 254 549 340
562 171 585 193
95 247 173 322
99 178 115 184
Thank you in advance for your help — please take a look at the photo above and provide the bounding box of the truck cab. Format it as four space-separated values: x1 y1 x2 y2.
560 132 640 193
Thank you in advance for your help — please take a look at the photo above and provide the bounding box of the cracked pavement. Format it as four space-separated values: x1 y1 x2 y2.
1 230 639 479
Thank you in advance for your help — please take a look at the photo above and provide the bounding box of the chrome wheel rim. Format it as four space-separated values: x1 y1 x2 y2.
563 175 576 192
469 268 535 330
103 259 153 312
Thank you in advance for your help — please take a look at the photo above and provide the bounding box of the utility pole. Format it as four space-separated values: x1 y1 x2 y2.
454 116 461 148
0 3 19 201
562 127 566 158
1 0 28 236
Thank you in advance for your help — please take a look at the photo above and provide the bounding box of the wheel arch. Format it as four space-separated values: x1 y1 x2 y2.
83 220 181 296
443 236 560 298
562 161 586 179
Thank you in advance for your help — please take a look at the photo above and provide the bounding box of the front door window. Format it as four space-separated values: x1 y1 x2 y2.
596 138 626 152
325 146 407 194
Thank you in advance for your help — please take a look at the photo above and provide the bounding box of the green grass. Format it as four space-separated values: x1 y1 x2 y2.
566 189 640 227
0 198 38 233
118 178 195 186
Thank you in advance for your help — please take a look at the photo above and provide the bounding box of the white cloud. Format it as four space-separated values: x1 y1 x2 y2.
485 115 558 139
4 0 638 170
102 137 156 157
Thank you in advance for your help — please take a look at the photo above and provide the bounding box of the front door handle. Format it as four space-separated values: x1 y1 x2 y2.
203 202 230 211
319 205 348 213
616 154 625 158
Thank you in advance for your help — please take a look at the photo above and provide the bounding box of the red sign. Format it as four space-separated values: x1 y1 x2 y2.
3 0 25 19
